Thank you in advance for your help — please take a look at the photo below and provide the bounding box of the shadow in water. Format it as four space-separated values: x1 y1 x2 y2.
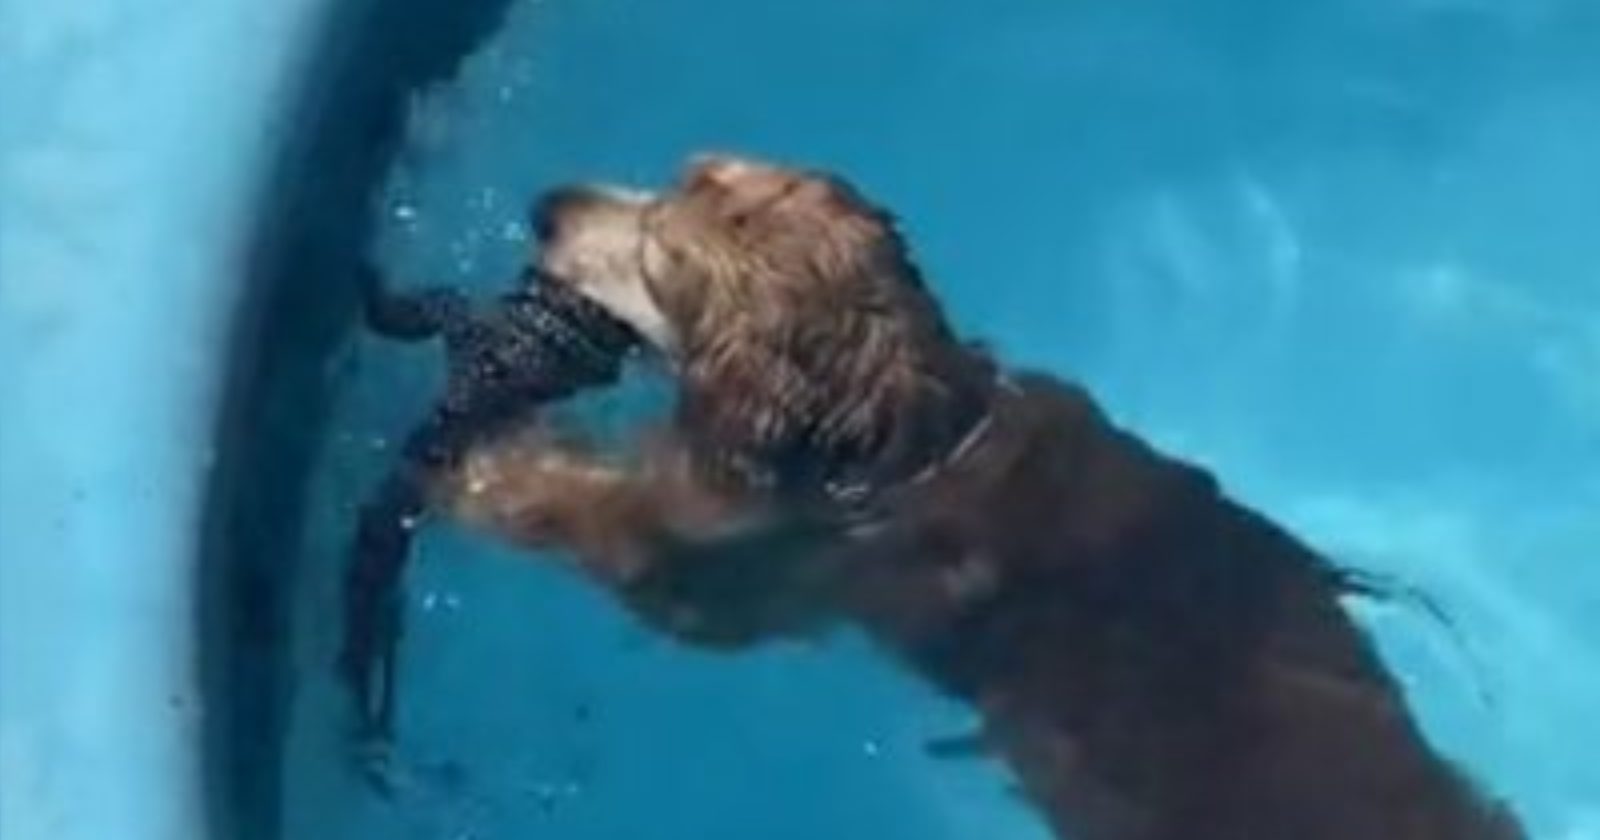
197 0 519 837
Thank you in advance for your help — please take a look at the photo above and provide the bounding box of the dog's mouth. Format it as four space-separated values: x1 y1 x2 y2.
512 272 644 386
529 184 680 357
527 154 827 361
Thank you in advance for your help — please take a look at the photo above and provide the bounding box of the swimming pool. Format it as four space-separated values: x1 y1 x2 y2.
3 1 1596 838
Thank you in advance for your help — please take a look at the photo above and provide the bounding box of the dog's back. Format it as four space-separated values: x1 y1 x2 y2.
838 372 1523 840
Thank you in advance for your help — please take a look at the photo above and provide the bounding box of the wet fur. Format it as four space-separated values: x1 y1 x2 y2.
363 157 1525 838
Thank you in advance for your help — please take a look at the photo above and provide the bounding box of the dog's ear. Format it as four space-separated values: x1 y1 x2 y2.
672 225 961 486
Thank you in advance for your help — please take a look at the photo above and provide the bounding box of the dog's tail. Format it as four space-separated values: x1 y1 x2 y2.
359 261 469 342
1330 565 1497 710
1331 566 1456 632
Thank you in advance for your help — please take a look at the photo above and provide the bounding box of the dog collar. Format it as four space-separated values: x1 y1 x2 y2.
822 373 1021 521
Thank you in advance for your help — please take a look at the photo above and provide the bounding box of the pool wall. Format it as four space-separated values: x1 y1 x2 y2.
0 1 330 838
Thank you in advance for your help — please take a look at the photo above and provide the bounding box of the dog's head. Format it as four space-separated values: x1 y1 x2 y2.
531 154 989 489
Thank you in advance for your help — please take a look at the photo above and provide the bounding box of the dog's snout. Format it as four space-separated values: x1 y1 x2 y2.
531 186 602 242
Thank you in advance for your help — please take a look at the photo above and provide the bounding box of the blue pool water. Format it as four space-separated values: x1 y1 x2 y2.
278 2 1599 839
3 1 1596 839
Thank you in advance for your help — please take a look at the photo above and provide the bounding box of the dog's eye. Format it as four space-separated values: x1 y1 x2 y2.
683 161 726 194
720 179 803 232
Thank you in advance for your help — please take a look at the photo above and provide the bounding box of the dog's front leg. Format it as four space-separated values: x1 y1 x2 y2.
444 432 846 649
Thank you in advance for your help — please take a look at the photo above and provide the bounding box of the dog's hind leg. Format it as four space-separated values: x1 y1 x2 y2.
441 429 845 649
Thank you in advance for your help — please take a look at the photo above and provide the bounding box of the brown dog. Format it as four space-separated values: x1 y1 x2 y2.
410 155 1525 839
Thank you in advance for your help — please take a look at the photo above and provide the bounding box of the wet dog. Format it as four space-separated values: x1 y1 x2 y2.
345 154 1525 839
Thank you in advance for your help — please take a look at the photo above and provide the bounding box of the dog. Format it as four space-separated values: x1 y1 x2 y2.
347 154 1526 839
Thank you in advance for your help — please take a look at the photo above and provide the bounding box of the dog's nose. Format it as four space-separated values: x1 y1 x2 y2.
530 186 600 242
